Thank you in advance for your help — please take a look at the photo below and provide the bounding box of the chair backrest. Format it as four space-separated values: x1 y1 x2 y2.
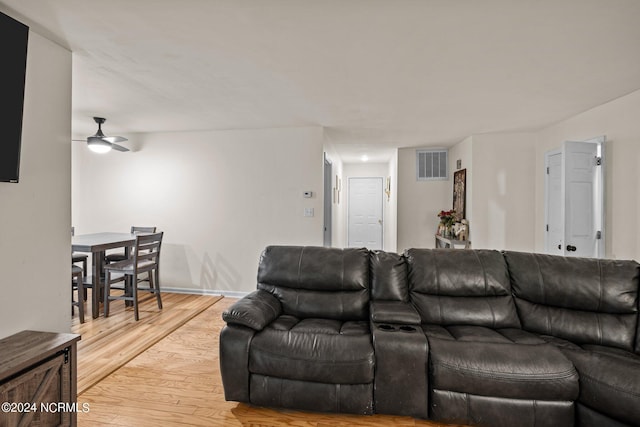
257 245 370 321
504 251 640 353
132 232 163 273
405 248 521 328
131 226 157 234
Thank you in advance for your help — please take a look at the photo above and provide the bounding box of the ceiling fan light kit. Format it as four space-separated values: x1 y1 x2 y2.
87 136 112 153
79 117 129 153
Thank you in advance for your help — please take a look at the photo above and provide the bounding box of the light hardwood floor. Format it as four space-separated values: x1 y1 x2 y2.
72 291 221 394
76 296 463 427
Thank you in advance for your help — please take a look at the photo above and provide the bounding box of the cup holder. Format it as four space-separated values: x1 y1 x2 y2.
377 324 418 333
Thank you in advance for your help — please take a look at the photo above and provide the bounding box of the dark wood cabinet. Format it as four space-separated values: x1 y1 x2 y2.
0 330 80 427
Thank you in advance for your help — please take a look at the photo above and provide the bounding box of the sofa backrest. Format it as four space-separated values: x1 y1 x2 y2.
257 245 370 321
405 249 521 328
370 250 409 302
504 251 640 353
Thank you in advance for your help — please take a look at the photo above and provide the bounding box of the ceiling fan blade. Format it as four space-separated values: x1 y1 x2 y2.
103 136 127 143
72 139 86 142
111 143 130 152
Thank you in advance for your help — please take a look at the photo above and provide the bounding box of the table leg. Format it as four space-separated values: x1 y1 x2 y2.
124 245 133 307
91 251 106 318
91 252 100 318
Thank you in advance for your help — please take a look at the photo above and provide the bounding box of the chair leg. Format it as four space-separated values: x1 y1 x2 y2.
104 271 111 318
149 270 163 309
77 274 85 324
132 276 139 321
72 271 85 324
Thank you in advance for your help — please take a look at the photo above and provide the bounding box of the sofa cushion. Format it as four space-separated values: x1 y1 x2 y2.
406 249 520 328
257 246 370 320
249 315 374 384
504 251 639 352
425 325 579 401
558 346 640 426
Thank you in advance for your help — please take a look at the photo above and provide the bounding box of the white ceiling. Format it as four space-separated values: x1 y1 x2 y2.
2 0 640 163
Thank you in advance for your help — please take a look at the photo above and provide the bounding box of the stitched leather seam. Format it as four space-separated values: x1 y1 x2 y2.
251 348 374 364
435 362 576 380
271 329 369 337
475 252 497 328
433 252 443 324
297 248 304 288
530 255 551 334
580 374 640 398
597 260 604 312
465 391 470 421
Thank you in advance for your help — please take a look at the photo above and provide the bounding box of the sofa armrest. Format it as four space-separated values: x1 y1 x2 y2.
222 290 282 331
370 301 421 325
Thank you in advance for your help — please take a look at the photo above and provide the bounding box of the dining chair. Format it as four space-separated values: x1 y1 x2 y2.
104 232 163 321
71 227 88 277
71 265 85 323
104 226 157 264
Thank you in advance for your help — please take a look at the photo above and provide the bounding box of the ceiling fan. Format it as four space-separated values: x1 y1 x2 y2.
74 117 129 153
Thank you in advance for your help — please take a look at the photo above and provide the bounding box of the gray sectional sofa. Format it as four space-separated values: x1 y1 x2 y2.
220 246 640 426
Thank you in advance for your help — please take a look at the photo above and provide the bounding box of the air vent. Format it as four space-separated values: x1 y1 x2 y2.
416 149 448 181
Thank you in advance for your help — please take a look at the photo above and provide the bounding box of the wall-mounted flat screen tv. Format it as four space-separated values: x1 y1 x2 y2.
0 11 28 183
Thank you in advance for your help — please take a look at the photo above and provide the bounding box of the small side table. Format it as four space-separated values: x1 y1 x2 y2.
435 234 471 249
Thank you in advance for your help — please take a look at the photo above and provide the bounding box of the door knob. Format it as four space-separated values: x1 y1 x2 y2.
566 245 577 252
378 219 382 225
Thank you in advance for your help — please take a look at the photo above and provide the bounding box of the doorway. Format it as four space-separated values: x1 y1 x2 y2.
544 137 605 258
348 177 383 250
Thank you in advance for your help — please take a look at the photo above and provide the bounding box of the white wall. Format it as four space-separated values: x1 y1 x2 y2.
535 89 640 261
422 132 537 252
72 126 324 295
397 147 450 251
0 29 72 338
469 133 536 251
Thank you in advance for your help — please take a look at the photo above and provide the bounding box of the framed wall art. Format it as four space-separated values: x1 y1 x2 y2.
453 168 466 221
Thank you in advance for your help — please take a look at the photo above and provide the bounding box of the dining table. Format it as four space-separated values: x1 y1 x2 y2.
71 232 137 318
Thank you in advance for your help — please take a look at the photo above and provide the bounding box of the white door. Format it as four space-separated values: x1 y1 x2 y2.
544 139 604 258
544 150 563 255
348 177 383 250
564 141 599 258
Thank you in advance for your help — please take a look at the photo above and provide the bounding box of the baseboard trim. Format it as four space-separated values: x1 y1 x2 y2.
162 287 249 298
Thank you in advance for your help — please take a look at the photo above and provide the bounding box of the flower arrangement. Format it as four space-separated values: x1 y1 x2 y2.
437 209 457 237
437 209 457 228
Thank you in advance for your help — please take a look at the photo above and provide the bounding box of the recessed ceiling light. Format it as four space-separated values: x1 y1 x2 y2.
361 155 369 162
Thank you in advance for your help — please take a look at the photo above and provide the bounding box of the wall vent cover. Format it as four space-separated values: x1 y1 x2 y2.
416 149 448 181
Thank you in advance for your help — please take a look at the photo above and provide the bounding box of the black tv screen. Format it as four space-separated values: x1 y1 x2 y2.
0 11 28 183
